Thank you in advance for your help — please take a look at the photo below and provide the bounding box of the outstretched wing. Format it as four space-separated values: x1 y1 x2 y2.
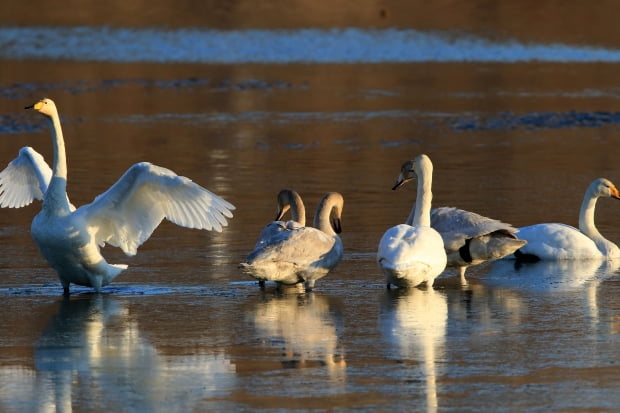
0 146 52 208
79 162 235 256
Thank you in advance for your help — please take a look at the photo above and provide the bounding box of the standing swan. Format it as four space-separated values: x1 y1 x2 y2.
392 160 526 284
377 154 447 288
513 178 620 260
0 98 235 294
253 189 306 249
240 192 344 290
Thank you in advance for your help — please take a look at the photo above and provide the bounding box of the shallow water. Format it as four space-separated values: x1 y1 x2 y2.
1 1 620 412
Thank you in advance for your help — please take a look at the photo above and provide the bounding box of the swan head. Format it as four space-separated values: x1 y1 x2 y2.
326 192 344 234
392 154 433 190
590 178 620 200
25 98 58 118
275 189 302 221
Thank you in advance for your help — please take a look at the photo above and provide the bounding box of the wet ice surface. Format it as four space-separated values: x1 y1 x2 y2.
2 262 619 412
2 18 620 413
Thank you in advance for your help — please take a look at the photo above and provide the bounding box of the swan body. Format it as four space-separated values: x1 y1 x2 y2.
0 98 235 293
253 189 306 249
377 155 447 288
240 192 344 290
429 207 526 281
513 178 620 261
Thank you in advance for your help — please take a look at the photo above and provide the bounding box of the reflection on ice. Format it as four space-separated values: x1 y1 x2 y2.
250 292 346 382
485 259 620 330
379 288 447 413
0 295 236 412
485 258 619 292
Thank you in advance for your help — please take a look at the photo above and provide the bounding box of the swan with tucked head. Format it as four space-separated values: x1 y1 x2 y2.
0 98 235 294
253 189 306 249
513 178 620 261
240 192 344 290
377 154 447 288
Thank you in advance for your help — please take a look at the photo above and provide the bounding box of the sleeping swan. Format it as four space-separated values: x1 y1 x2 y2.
377 154 447 288
240 192 344 291
513 178 620 261
0 98 235 294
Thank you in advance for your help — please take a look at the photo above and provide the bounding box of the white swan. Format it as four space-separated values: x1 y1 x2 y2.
426 207 526 283
253 189 306 249
377 154 447 288
0 98 235 294
239 192 344 290
513 177 620 260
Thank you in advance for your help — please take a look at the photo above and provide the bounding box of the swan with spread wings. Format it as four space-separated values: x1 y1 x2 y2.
0 98 235 294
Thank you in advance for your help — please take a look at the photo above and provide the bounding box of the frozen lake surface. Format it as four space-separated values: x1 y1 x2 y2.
1 1 620 411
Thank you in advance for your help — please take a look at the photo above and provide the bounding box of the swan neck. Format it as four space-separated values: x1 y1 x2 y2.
314 204 334 235
313 199 339 236
411 168 433 227
49 113 67 179
290 193 306 226
579 191 603 240
43 112 70 213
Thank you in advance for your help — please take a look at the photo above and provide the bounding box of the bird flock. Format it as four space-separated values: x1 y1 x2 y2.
1 98 619 294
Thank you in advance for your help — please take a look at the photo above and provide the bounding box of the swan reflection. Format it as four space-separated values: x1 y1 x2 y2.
251 292 346 382
486 259 620 328
486 258 619 291
3 295 236 412
380 288 447 413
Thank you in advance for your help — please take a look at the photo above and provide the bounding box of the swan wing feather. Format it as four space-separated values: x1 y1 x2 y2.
80 162 235 255
0 146 52 208
431 206 517 250
246 227 338 267
254 220 304 248
516 223 602 259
